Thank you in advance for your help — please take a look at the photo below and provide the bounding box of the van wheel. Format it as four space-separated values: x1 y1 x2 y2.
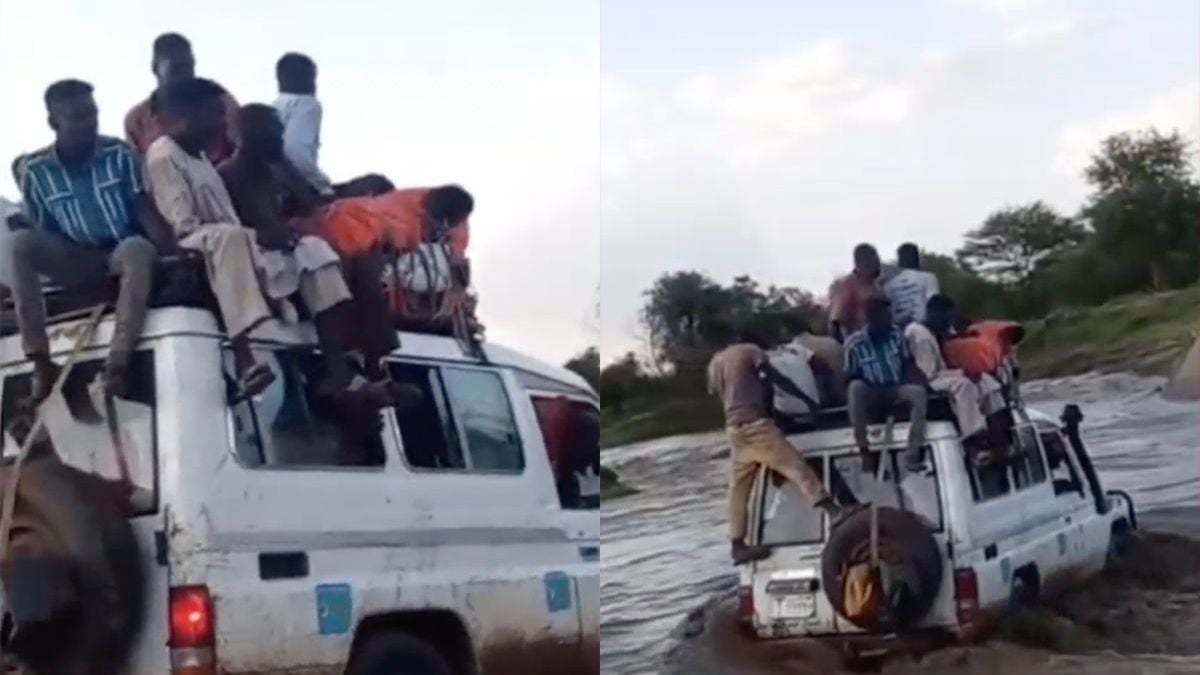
347 632 453 675
821 506 943 631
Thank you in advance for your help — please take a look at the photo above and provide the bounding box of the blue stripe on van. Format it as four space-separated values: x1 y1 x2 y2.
579 545 599 561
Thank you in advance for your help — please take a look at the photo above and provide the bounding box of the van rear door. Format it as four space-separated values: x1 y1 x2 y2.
0 347 171 673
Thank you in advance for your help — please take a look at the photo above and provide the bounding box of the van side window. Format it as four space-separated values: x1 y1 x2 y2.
1 350 157 515
228 348 386 468
531 396 600 510
390 362 525 473
1010 423 1048 489
1041 430 1083 496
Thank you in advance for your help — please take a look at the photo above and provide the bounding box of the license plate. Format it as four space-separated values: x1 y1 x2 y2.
775 593 815 618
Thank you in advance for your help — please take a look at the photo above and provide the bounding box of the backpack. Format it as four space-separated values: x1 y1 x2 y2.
767 343 822 415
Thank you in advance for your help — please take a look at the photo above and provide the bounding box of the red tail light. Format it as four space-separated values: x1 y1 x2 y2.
737 586 755 623
170 585 214 648
954 568 979 626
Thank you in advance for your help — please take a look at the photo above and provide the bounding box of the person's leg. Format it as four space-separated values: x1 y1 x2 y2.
296 264 356 394
847 379 872 452
180 225 275 396
742 419 829 507
725 424 768 563
7 230 108 400
939 375 987 439
341 248 398 380
896 384 928 468
103 237 157 397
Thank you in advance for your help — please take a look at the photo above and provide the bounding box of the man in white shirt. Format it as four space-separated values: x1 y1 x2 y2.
884 243 940 327
904 295 1006 459
273 53 390 200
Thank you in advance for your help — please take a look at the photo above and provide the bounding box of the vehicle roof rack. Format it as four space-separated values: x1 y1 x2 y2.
2 252 487 351
776 391 958 435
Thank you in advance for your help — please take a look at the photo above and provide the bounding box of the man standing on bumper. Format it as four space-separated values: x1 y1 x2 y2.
10 79 173 401
708 324 846 564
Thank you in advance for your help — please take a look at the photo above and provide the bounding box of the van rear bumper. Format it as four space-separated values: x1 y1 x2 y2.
759 627 955 658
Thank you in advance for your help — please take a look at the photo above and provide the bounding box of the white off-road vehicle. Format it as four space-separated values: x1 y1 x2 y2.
737 394 1136 657
0 256 599 675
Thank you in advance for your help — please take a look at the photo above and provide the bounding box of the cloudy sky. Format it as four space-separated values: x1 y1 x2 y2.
600 0 1200 362
0 0 599 366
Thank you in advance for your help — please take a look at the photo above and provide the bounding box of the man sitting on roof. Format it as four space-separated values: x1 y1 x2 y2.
218 104 398 382
948 319 1025 404
272 52 391 200
884 243 940 328
845 295 928 472
8 80 174 401
143 78 362 400
906 295 1007 463
829 243 898 342
125 33 241 164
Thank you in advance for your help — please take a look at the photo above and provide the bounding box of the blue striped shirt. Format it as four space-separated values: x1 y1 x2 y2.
845 327 910 387
20 137 146 247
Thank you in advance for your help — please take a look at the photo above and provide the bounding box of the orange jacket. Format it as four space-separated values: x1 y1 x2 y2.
944 320 1023 377
320 187 469 257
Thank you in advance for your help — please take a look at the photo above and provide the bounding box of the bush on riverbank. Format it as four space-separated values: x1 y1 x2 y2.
1020 286 1200 378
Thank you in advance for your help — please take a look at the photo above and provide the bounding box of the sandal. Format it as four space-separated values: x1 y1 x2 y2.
231 363 276 403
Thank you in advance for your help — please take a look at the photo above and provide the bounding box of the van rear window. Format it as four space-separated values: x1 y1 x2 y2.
757 448 943 546
1 350 157 516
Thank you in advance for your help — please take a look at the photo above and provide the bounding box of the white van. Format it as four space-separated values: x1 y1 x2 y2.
737 396 1136 656
1 279 599 674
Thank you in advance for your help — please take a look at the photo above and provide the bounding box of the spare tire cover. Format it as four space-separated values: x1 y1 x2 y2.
1 454 146 674
820 506 943 631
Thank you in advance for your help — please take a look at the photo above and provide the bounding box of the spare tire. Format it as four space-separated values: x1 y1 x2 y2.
820 506 943 631
1 454 146 675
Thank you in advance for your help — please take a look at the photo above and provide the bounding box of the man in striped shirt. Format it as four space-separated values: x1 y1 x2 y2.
845 295 928 472
10 79 174 401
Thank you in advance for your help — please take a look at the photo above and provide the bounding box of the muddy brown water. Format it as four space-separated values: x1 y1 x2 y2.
600 373 1200 674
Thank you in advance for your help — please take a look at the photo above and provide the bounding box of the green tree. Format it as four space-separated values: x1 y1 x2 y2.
564 347 600 390
599 351 642 412
1081 129 1200 290
640 271 731 370
640 271 828 371
956 201 1088 286
921 251 1011 320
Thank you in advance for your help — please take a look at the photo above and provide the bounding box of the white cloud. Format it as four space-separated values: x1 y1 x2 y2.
1003 15 1078 45
1053 82 1200 179
670 39 919 163
601 73 636 116
948 0 1067 16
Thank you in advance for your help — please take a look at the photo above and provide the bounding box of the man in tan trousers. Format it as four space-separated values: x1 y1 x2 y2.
709 324 852 564
144 77 357 399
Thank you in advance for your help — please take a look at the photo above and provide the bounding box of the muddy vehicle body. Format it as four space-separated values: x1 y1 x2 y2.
0 265 600 675
738 396 1136 656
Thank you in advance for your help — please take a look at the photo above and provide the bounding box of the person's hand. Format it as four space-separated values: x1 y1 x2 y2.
257 226 299 252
